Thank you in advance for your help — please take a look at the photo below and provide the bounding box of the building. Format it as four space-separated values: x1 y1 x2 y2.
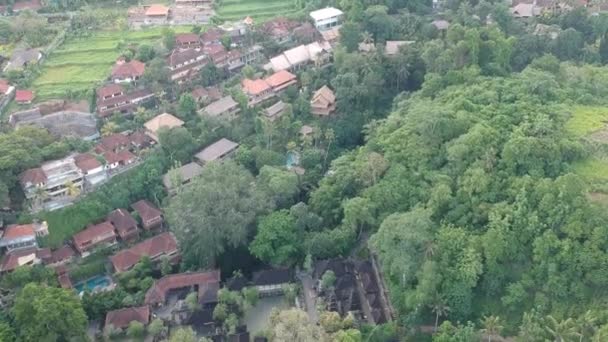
48 245 76 266
266 41 332 72
144 4 171 25
105 306 150 330
20 157 84 202
97 133 131 153
260 18 301 45
72 221 117 255
252 268 292 297
144 270 221 306
242 78 274 107
263 101 287 122
310 85 337 116
107 208 139 241
195 138 239 165
192 86 222 104
167 48 208 82
176 33 201 49
74 153 107 187
310 7 344 31
129 131 156 151
96 84 155 118
111 60 146 83
3 48 42 72
15 89 34 104
103 150 137 170
431 20 450 31
131 200 163 230
300 125 314 138
511 3 542 17
384 41 415 56
0 223 47 251
175 0 212 7
202 96 240 120
265 70 297 93
0 247 42 273
110 232 179 273
201 28 224 46
144 113 185 142
163 162 203 192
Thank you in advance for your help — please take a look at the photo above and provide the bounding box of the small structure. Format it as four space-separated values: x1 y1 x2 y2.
0 223 43 251
384 41 414 56
15 90 34 104
20 157 84 203
144 113 185 142
110 232 179 273
176 33 201 49
98 133 131 153
310 85 337 116
167 48 208 82
144 270 221 306
194 138 239 165
105 306 150 331
129 131 156 151
192 86 222 104
48 245 76 266
263 101 287 122
261 17 301 45
267 41 332 72
309 7 344 31
163 162 203 192
111 60 146 84
107 208 139 241
103 150 137 170
300 125 314 138
202 95 240 120
0 247 42 273
72 222 117 256
3 49 42 72
74 153 107 187
144 4 170 24
56 265 72 289
131 200 163 230
252 268 292 297
96 84 155 118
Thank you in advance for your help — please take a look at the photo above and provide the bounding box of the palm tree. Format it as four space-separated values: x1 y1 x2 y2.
430 297 450 332
322 128 335 168
64 181 81 198
361 31 374 45
480 315 503 342
545 315 579 342
577 310 597 342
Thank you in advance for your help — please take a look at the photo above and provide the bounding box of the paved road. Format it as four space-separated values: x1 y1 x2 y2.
299 273 319 323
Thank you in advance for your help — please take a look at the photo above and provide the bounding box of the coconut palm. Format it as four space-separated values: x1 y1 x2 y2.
361 31 374 45
64 181 81 198
481 315 503 342
430 297 450 332
577 310 597 342
545 315 579 342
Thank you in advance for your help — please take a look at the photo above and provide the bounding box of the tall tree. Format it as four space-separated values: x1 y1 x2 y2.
250 210 302 267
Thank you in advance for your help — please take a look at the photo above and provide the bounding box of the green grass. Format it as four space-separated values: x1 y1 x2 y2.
565 106 608 138
572 158 608 182
216 0 296 20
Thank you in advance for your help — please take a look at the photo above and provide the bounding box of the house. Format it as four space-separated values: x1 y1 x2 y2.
15 89 34 104
131 200 163 230
48 245 76 266
144 270 221 306
55 265 72 289
293 22 319 44
310 85 337 116
191 86 222 104
511 3 542 17
74 153 107 187
144 4 170 24
111 60 146 83
107 208 139 241
384 41 415 56
103 150 137 170
260 18 301 45
72 221 117 255
97 133 130 153
129 131 156 151
110 232 179 273
242 78 274 106
0 223 44 251
0 247 42 273
202 96 240 120
105 306 150 330
144 113 185 142
176 33 201 49
265 70 297 93
252 268 292 297
310 7 344 31
20 157 84 202
96 84 155 118
267 41 333 72
201 28 225 46
194 138 239 165
263 101 287 122
3 48 42 72
167 48 208 82
163 162 203 192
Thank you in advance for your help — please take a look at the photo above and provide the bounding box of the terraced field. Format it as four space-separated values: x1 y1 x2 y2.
216 0 299 21
32 27 191 101
566 106 608 184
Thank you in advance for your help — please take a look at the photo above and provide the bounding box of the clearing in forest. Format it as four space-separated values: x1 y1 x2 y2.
566 106 608 183
216 0 299 21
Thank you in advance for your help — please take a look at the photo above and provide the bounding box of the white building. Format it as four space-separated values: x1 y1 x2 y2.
309 7 344 31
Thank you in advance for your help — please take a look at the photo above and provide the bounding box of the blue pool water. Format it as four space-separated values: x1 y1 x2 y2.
74 275 111 294
286 152 299 168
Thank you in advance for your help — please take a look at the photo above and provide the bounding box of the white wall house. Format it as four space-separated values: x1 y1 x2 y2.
310 7 344 31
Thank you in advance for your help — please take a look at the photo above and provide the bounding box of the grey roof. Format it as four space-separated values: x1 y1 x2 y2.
203 96 239 117
264 101 287 119
162 162 203 189
5 49 41 71
195 138 239 163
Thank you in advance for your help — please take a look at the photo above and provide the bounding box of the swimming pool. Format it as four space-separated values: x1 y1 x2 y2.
286 152 300 168
74 275 112 294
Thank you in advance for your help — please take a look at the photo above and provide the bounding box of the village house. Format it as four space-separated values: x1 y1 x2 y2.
144 4 171 25
265 70 297 93
252 268 293 297
201 28 224 46
129 131 156 151
0 247 45 273
163 162 203 193
72 221 117 256
310 7 344 31
110 232 179 273
20 157 84 202
167 48 208 82
3 48 42 72
56 265 72 289
47 245 76 267
103 150 137 171
263 101 288 122
107 208 139 241
310 85 337 116
144 113 185 142
191 86 222 105
131 200 164 230
511 2 542 17
96 84 155 118
15 89 34 104
105 306 151 331
175 0 212 7
111 60 146 84
0 222 48 251
194 138 239 165
300 125 314 138
242 78 274 107
431 19 450 31
144 270 221 307
74 153 107 187
97 133 131 153
201 95 240 120
266 41 333 72
176 33 201 49
260 17 301 45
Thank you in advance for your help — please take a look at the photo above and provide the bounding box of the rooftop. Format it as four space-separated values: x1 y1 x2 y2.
15 89 34 102
242 78 271 96
0 247 38 272
107 209 138 235
195 138 239 164
105 306 150 329
110 232 178 272
144 113 184 135
309 7 344 21
144 270 220 305
73 221 115 246
203 96 239 117
145 4 169 16
265 70 297 88
163 162 203 189
112 60 146 78
131 200 162 223
2 224 35 240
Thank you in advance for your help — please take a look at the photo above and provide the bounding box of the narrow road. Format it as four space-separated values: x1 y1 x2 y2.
299 273 319 323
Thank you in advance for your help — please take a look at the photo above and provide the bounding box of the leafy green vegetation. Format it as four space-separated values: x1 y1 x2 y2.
565 106 608 138
216 0 299 21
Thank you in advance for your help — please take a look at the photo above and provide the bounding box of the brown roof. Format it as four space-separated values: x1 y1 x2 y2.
144 270 220 305
176 33 200 45
0 247 38 272
265 70 296 88
2 224 35 239
20 168 47 185
195 138 239 163
111 60 145 79
58 273 72 289
242 78 271 96
110 232 177 273
131 200 162 223
73 221 116 246
99 133 130 151
0 79 10 94
144 113 184 135
167 48 207 68
145 4 169 16
104 150 136 164
97 84 124 98
313 85 335 104
129 131 153 147
201 28 225 44
107 209 138 235
74 153 102 172
105 306 150 329
36 248 51 260
50 245 75 264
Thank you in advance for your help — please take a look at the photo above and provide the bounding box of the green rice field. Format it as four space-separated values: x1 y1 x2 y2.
216 0 299 21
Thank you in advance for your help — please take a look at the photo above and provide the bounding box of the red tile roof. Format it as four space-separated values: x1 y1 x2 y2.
36 248 51 260
99 133 130 152
176 33 200 44
0 247 38 272
74 153 102 172
97 84 124 98
145 4 169 16
110 232 177 273
131 200 162 224
73 221 116 246
15 89 34 103
103 150 136 165
265 70 296 88
107 208 138 237
242 78 271 96
201 28 224 44
20 167 47 185
129 131 154 147
2 224 35 239
105 306 150 329
49 245 75 264
111 60 145 79
0 79 10 93
145 270 220 305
